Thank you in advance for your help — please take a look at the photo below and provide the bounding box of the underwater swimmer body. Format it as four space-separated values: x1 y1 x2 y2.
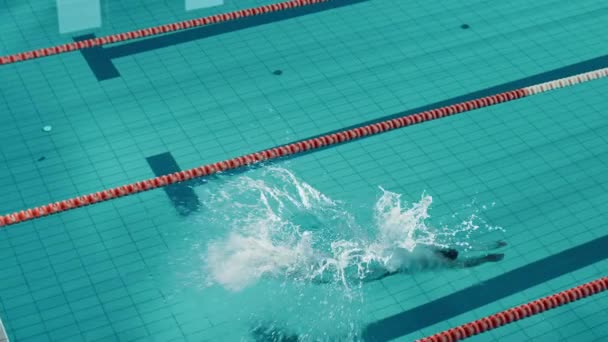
371 241 507 281
306 240 507 284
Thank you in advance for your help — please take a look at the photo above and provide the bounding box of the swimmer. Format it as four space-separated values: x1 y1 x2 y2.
305 240 507 284
376 241 506 279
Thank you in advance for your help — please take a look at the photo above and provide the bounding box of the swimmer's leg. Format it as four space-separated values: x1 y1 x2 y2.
308 271 389 285
309 265 399 284
360 269 398 282
455 253 504 268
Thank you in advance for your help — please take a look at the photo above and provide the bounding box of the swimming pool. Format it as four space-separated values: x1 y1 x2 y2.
1 0 607 341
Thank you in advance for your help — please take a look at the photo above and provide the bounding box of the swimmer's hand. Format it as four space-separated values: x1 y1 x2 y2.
483 253 504 262
487 240 507 250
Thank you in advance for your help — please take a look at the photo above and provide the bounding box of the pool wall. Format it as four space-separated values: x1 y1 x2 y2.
0 315 9 342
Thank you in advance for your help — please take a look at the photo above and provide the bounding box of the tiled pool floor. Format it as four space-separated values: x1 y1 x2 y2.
0 0 607 341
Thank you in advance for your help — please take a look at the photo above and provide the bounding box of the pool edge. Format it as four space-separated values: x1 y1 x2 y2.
0 314 8 342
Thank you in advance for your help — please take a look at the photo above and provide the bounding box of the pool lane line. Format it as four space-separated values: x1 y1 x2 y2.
74 0 367 81
146 152 201 216
0 0 338 66
0 67 607 227
417 277 608 342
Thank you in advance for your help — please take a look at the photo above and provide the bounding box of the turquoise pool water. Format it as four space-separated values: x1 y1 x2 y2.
1 0 607 341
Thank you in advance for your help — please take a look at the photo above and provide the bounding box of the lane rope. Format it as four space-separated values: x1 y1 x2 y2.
0 0 335 65
417 277 608 341
1 67 607 227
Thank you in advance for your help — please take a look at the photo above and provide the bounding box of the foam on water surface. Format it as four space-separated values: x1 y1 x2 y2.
198 167 501 290
176 167 503 340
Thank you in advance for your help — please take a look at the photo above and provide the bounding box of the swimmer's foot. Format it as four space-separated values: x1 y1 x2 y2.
467 240 507 252
495 240 508 248
483 253 504 262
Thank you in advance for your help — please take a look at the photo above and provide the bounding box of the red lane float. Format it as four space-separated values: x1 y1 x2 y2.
417 277 608 341
0 0 334 65
0 69 607 227
0 88 523 227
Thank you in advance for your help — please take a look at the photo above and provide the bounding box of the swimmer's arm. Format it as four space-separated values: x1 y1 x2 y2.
309 265 397 284
450 253 505 268
367 270 398 281
466 240 508 252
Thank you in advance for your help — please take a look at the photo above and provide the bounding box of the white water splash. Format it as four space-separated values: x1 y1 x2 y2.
201 167 498 292
206 231 317 291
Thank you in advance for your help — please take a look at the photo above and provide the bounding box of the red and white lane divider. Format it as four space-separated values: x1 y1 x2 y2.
417 277 608 342
0 0 334 66
1 67 606 228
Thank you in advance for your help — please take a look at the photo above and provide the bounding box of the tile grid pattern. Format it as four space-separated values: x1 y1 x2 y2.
0 0 341 65
0 0 281 56
418 277 608 341
298 75 608 340
0 0 607 341
4 65 608 227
